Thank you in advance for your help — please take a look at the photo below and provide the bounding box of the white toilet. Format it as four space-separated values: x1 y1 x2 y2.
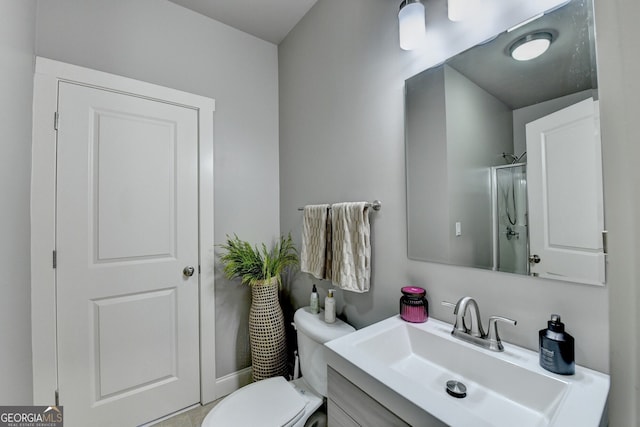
201 306 355 427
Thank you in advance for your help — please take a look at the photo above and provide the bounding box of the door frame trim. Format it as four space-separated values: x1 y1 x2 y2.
30 57 217 406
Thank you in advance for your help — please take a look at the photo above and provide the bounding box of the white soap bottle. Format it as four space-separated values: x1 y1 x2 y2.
324 289 336 323
310 284 319 314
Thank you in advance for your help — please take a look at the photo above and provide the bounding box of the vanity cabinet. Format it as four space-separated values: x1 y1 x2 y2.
327 367 410 427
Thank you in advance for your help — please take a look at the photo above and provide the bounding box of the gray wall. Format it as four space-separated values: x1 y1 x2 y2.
594 0 640 424
405 64 513 268
444 65 513 269
35 0 280 378
279 0 609 377
0 0 36 405
405 66 449 263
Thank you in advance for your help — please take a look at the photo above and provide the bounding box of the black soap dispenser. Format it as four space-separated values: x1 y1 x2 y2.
539 314 575 375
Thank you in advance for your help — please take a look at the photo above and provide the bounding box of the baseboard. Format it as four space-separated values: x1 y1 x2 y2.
139 403 200 427
214 366 253 400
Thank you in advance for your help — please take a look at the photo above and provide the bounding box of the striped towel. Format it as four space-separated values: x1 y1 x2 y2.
300 204 330 279
331 202 371 293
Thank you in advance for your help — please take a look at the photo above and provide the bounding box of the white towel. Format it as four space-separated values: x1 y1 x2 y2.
300 204 330 279
331 202 371 293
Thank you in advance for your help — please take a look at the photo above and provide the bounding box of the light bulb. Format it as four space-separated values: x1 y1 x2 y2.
399 1 426 51
447 0 480 22
448 0 472 22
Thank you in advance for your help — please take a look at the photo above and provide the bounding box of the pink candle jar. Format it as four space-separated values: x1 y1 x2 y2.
400 286 429 323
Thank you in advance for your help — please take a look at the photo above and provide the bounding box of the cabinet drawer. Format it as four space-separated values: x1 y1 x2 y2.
328 367 410 427
328 398 360 427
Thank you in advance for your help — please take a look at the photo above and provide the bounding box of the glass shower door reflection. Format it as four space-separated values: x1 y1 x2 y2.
492 164 528 274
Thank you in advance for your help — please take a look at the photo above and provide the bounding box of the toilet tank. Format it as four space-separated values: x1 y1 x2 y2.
294 307 355 397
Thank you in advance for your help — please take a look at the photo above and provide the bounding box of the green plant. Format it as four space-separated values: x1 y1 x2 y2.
218 233 298 285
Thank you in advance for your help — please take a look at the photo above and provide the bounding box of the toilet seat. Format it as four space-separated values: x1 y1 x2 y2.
202 376 307 427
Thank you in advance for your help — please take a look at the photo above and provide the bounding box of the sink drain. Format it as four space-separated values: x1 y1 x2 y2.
446 380 467 398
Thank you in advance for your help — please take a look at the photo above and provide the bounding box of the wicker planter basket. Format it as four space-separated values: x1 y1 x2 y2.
249 278 288 381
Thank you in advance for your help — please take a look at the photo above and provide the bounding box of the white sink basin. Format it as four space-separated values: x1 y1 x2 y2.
325 316 609 427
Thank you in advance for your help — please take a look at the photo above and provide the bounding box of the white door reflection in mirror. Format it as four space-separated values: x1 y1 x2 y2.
526 98 605 285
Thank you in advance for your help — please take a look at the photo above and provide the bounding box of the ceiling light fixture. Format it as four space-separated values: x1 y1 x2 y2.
509 32 553 61
399 0 426 51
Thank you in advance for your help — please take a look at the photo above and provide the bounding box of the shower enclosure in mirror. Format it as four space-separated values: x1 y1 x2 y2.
405 0 606 285
492 163 528 275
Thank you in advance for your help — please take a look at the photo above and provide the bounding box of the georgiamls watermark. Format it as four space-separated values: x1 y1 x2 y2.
0 406 63 427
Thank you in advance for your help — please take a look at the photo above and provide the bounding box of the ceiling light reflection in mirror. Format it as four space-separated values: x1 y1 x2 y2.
509 32 553 61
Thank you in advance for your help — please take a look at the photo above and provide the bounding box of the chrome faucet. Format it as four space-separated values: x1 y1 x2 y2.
453 296 484 337
442 297 517 352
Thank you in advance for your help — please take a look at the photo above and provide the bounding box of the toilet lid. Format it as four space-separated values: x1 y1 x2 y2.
203 377 306 427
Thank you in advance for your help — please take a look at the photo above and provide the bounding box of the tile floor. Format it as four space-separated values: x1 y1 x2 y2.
150 400 219 427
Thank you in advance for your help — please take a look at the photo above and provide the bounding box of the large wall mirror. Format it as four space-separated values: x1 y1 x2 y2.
405 0 606 286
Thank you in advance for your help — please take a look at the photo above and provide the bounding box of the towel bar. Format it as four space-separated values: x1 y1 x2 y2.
297 200 381 211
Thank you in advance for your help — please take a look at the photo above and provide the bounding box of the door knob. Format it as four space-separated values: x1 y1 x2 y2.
529 254 541 264
183 266 196 277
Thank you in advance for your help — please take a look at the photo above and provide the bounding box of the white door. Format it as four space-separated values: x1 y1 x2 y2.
526 98 605 285
56 81 200 426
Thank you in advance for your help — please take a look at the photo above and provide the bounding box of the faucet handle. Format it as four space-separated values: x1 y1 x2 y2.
486 316 517 352
489 315 517 326
441 301 456 310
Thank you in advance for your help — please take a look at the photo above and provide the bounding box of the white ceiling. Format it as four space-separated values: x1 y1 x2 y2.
168 0 318 44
